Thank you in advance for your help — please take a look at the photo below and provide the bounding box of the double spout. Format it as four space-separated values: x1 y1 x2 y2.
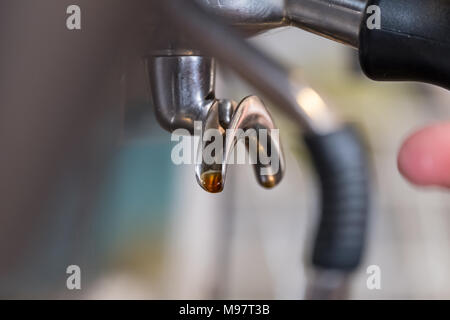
148 55 285 193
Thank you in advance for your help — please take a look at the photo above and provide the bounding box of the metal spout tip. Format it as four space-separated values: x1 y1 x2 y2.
195 96 285 194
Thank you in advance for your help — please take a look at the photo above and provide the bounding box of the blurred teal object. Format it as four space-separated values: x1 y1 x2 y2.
94 140 175 255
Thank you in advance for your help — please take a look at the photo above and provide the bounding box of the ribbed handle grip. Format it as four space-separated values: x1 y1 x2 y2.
304 126 370 271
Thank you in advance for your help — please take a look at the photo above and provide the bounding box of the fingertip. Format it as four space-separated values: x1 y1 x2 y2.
398 123 450 188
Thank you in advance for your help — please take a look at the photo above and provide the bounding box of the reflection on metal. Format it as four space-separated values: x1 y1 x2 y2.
149 55 285 192
159 0 342 136
195 0 285 35
286 0 368 47
148 55 216 134
295 87 340 133
195 96 285 193
196 0 368 47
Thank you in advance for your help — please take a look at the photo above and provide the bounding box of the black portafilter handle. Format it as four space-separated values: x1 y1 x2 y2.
359 0 450 90
304 125 370 271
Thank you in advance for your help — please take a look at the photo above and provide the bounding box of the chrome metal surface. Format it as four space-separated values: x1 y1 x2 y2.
218 99 236 129
149 54 285 192
148 55 216 134
195 0 368 47
289 80 341 134
161 0 341 135
195 0 285 35
196 96 285 192
286 0 368 47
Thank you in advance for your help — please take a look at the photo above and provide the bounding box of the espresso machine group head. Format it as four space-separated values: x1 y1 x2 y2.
148 54 285 193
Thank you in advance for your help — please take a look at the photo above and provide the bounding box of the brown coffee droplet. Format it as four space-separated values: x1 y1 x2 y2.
261 175 277 189
200 171 223 193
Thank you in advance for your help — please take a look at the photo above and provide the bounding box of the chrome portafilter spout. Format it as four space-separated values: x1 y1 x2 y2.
197 96 285 193
148 54 215 134
148 54 285 193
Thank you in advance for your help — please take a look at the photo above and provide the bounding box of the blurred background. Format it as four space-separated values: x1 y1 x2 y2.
2 20 450 299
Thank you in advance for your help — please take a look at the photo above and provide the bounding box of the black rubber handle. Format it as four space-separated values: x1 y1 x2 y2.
359 0 450 90
304 126 370 271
